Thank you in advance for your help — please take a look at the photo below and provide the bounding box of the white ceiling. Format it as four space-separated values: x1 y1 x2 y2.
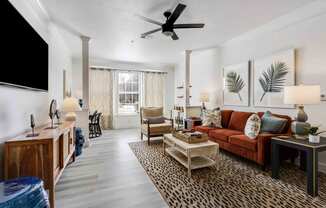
41 0 316 64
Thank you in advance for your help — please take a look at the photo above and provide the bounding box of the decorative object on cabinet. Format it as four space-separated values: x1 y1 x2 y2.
284 85 321 136
62 96 82 121
0 177 50 208
46 99 57 129
4 121 76 208
55 109 63 125
253 49 295 108
26 114 39 137
223 62 250 106
75 127 85 156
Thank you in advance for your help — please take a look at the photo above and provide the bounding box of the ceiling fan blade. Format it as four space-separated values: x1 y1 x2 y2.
171 32 179 40
141 28 161 38
173 23 205 29
167 3 186 25
136 15 162 26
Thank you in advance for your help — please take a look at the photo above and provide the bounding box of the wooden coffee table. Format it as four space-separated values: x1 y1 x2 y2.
163 134 219 177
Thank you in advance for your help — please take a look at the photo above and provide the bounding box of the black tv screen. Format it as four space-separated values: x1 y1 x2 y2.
1 0 48 91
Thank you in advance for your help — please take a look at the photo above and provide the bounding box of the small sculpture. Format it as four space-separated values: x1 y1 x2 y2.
47 99 57 129
27 114 39 137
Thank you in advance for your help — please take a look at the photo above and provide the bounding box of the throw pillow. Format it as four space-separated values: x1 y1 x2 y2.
202 109 222 128
260 111 287 133
245 114 261 139
147 116 165 124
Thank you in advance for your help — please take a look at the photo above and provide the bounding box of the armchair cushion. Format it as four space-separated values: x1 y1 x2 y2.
141 121 172 135
142 107 163 119
147 116 165 124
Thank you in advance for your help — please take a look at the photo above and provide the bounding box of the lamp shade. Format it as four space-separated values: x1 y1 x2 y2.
200 92 209 102
62 97 82 112
284 85 320 105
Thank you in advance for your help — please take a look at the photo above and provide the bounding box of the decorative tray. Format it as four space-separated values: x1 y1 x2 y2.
172 130 208 144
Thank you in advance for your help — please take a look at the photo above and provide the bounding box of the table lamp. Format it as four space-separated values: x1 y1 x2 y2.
284 85 320 135
62 96 82 121
200 92 209 110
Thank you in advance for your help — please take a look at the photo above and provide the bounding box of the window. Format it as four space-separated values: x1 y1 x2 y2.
118 72 140 114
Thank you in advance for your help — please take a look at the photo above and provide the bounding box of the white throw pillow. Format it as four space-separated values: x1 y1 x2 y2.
245 114 261 139
202 109 222 128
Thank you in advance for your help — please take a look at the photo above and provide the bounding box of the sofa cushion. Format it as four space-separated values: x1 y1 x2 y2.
260 111 288 134
258 112 292 134
221 110 234 128
228 111 253 131
202 109 222 128
209 129 243 142
229 135 257 151
194 126 219 134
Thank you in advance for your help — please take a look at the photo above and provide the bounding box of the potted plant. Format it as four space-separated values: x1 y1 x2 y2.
307 126 326 143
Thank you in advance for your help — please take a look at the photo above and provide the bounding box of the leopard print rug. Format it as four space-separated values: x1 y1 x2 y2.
129 140 326 208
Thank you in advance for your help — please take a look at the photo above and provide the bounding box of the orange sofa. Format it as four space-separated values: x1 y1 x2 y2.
195 110 293 169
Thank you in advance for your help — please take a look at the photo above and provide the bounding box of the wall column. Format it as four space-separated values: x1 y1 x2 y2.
185 50 192 107
81 36 90 109
80 36 91 147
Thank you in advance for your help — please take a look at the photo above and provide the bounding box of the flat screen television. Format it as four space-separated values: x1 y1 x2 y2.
1 0 49 91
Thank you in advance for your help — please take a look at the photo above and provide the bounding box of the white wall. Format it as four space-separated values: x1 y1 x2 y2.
71 58 175 129
174 49 221 109
0 0 72 178
218 3 326 171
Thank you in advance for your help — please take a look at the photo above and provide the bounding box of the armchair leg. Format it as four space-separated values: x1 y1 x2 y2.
147 136 150 145
141 133 143 140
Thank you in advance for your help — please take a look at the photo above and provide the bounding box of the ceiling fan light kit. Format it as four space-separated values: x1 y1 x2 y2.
140 3 205 40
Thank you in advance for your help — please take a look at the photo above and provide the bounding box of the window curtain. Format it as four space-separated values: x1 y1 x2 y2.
90 68 113 129
143 72 166 108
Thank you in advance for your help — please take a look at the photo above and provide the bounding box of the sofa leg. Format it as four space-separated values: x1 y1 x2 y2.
261 165 266 171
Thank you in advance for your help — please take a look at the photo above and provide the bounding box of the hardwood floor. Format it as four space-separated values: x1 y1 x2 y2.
55 129 167 208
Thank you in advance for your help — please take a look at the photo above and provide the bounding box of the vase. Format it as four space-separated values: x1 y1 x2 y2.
309 134 320 143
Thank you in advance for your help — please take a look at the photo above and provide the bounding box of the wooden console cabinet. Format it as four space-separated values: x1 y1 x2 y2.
4 121 76 208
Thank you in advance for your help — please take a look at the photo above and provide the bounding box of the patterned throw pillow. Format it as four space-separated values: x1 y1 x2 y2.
202 109 222 128
245 114 261 139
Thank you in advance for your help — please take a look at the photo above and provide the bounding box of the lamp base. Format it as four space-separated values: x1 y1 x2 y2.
65 112 77 121
296 105 308 122
291 121 310 136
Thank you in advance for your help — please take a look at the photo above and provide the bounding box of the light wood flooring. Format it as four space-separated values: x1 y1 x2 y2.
55 129 167 208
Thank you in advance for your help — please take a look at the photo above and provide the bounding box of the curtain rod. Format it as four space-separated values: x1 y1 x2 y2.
91 66 168 74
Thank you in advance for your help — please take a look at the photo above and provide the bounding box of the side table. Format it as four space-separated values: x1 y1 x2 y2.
271 136 326 197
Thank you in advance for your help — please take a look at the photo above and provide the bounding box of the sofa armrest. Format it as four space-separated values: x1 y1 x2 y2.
257 133 291 166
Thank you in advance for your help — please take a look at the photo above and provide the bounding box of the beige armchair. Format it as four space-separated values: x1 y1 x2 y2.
140 107 174 145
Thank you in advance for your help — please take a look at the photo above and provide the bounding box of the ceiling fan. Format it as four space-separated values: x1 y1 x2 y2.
139 3 205 40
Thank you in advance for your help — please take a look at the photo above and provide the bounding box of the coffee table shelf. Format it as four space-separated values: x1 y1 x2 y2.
166 147 216 170
163 133 219 177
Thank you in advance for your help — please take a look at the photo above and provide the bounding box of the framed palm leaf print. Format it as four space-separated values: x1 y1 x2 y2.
253 49 295 108
223 62 250 106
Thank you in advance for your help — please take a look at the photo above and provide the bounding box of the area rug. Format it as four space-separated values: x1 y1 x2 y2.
129 140 326 208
